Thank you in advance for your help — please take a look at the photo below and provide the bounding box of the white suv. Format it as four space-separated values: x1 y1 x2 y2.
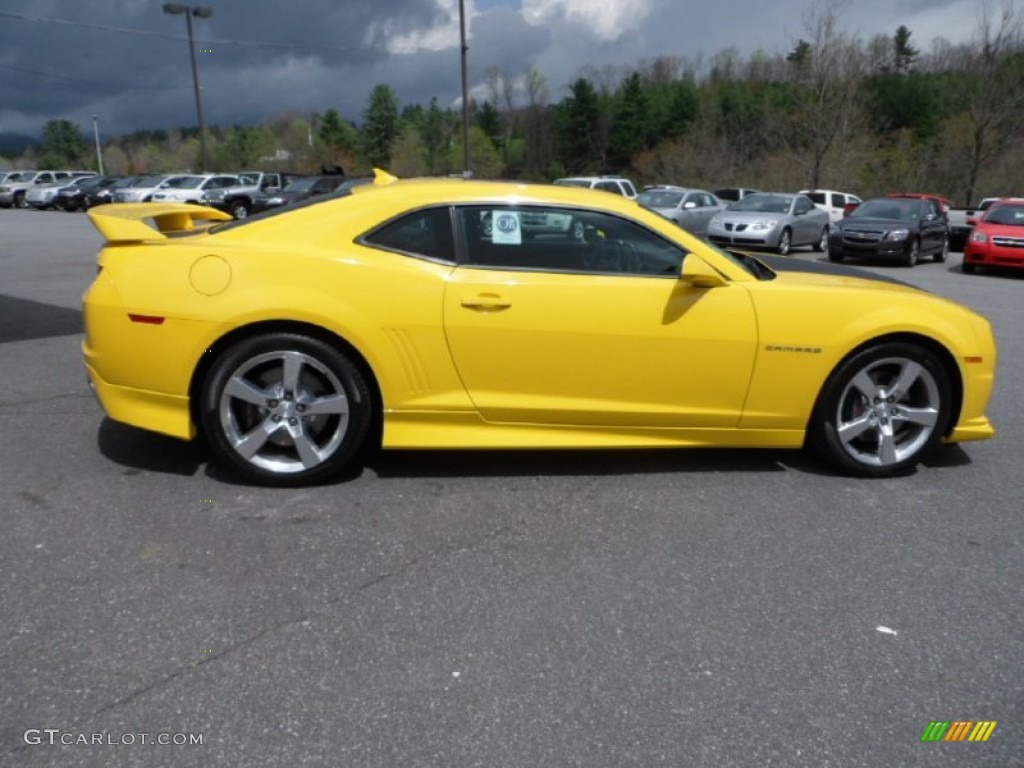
799 189 862 223
553 175 638 199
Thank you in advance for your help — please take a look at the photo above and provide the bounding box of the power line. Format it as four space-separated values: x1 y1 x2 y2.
0 10 373 53
0 64 168 91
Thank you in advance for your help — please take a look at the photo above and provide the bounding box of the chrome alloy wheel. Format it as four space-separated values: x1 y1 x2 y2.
218 350 351 474
833 355 941 468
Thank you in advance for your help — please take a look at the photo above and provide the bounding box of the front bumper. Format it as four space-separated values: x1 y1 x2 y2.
964 244 1024 270
828 236 911 261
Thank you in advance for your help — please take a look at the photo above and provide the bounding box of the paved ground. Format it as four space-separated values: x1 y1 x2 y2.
1 208 1021 766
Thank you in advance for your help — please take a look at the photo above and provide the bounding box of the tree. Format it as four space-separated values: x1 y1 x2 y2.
893 25 919 73
560 78 600 173
215 125 273 170
420 98 451 175
358 84 400 169
608 72 651 167
447 126 504 179
37 120 88 168
390 125 428 176
319 108 357 160
942 0 1024 203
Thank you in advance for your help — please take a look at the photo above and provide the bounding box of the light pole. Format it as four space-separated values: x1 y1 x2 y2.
91 115 104 175
163 3 213 171
458 0 471 177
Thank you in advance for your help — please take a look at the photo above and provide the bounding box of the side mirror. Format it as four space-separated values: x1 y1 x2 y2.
683 201 697 209
680 256 728 288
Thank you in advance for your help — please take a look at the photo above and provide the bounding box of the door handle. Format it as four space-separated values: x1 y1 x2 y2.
461 293 511 311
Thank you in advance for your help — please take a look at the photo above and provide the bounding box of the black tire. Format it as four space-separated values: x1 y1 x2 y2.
14 191 27 209
961 260 976 274
200 333 373 486
809 342 952 477
230 200 250 219
813 227 828 253
828 249 845 263
935 237 948 263
777 228 792 256
901 239 919 267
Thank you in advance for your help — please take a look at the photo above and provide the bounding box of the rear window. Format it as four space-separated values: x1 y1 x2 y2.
805 192 826 205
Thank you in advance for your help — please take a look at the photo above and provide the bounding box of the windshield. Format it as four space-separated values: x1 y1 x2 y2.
282 177 320 192
162 176 204 189
553 179 591 188
111 176 142 188
985 203 1024 226
729 194 793 214
8 172 35 182
131 175 165 187
850 199 923 221
637 190 684 208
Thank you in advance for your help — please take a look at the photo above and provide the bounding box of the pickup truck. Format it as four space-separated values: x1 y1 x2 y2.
205 171 304 218
946 198 1002 252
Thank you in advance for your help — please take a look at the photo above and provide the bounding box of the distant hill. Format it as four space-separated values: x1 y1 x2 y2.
0 133 37 157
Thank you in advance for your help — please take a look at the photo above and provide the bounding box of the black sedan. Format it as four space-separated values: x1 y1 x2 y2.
828 197 948 267
249 175 352 214
52 175 121 211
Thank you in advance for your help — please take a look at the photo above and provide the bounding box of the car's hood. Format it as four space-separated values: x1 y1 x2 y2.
841 217 915 230
718 211 788 222
756 254 922 293
977 223 1024 237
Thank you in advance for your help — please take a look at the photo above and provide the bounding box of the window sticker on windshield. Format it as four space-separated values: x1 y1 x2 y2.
491 210 522 245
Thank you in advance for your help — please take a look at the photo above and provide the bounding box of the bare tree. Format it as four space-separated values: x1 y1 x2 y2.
945 0 1024 203
774 2 866 188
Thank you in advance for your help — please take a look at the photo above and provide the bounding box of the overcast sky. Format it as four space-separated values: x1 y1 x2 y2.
0 0 985 139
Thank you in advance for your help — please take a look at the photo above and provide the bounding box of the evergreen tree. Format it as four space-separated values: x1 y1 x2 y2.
560 78 600 173
608 72 650 168
893 26 919 73
319 108 357 156
358 84 400 169
38 119 88 168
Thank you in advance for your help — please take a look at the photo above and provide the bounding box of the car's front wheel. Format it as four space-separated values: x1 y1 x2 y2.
14 191 27 209
230 200 250 219
961 260 977 274
935 237 948 263
902 239 920 267
777 228 792 255
810 342 952 477
814 227 828 253
200 334 373 485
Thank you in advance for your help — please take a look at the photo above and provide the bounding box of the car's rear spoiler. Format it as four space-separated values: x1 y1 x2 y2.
88 203 232 244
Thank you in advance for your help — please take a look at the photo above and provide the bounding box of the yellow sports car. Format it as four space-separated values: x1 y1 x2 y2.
82 174 996 485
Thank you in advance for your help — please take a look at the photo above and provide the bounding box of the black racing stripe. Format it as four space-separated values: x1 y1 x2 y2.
755 254 921 290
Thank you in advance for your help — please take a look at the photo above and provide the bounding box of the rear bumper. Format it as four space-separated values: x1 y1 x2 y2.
84 357 196 440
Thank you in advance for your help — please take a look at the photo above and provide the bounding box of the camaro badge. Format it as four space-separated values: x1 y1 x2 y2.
764 344 823 354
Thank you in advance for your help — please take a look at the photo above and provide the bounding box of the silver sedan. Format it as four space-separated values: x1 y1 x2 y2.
636 186 726 237
707 192 831 255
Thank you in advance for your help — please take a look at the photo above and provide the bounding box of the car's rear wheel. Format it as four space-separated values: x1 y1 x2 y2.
200 334 372 485
935 237 948 263
814 227 828 252
777 228 792 255
810 342 951 477
230 200 250 219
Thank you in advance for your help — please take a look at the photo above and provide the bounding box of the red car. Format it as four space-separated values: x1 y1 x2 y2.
887 192 954 215
962 197 1024 273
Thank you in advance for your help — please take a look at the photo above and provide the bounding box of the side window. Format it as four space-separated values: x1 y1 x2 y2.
683 193 699 208
456 205 686 277
362 207 455 263
833 194 846 207
794 197 813 215
595 181 621 195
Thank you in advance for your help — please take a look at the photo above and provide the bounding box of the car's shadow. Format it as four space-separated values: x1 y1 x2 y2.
96 418 973 483
0 294 81 343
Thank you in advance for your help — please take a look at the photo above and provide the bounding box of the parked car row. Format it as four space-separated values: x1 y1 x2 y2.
0 170 359 217
0 170 97 208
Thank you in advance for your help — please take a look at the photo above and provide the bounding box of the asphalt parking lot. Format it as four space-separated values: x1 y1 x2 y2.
1 208 1022 767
